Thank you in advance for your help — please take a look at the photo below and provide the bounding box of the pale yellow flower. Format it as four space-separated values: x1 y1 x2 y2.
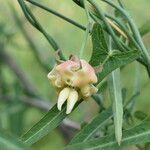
47 55 98 114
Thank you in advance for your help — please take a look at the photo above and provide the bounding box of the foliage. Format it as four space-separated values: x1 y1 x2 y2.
0 0 150 149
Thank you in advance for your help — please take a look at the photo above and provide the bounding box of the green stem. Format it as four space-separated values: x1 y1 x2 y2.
17 0 65 60
25 0 86 31
79 0 91 58
88 0 126 52
117 0 124 8
102 0 150 75
84 0 91 22
17 0 36 27
105 14 141 50
79 23 91 58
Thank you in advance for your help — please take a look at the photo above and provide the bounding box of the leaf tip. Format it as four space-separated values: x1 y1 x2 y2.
117 139 122 146
116 134 122 146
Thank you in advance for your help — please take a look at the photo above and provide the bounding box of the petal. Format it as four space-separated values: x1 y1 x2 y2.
47 73 56 80
66 89 78 114
57 87 71 111
54 77 64 88
80 84 91 97
80 84 98 98
56 60 79 73
47 65 57 79
80 60 98 83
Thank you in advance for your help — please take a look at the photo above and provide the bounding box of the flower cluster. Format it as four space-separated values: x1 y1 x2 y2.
47 55 98 114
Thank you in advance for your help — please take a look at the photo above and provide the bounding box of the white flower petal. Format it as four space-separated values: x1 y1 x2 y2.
66 89 78 114
57 87 70 111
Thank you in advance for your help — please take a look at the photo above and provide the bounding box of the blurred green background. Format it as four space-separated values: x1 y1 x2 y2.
0 0 149 149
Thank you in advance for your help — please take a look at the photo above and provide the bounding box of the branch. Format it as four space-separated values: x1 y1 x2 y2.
17 0 65 60
25 0 86 31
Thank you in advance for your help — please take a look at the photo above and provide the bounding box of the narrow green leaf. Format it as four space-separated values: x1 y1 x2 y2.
17 0 65 60
0 130 28 150
21 104 67 145
70 107 112 144
64 119 150 150
25 0 86 31
90 23 108 66
21 102 80 145
108 68 123 145
97 50 141 82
